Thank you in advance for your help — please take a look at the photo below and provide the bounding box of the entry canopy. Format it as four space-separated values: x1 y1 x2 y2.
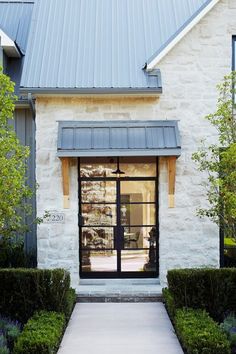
57 120 181 157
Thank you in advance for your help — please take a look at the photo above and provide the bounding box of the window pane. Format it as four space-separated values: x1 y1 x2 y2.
80 157 116 177
81 204 116 225
120 204 155 225
81 181 116 203
81 227 114 249
123 226 157 249
121 249 156 272
119 157 156 177
224 236 236 267
81 250 117 272
120 181 155 203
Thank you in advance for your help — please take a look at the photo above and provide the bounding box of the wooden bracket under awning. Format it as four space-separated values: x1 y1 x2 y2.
59 155 177 209
167 156 177 208
60 157 70 209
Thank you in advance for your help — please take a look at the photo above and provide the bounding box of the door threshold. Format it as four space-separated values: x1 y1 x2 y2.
77 277 162 301
79 278 160 286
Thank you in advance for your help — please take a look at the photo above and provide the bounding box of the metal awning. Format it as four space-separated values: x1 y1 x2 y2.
57 120 181 157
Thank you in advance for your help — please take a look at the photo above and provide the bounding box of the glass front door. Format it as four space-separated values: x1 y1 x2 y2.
79 157 159 278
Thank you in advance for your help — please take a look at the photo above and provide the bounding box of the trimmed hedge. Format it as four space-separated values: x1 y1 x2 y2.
13 311 65 354
0 268 76 323
162 288 176 319
64 287 76 319
167 268 236 321
175 309 230 354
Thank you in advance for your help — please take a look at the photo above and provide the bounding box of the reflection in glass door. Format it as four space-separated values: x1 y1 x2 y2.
79 157 159 278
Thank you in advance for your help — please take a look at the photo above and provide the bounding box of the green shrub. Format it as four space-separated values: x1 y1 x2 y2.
0 237 37 268
0 238 26 268
13 311 65 354
0 316 21 352
0 335 9 354
0 268 74 323
162 288 176 320
175 308 230 354
220 313 236 351
64 288 76 320
0 347 9 354
167 268 236 321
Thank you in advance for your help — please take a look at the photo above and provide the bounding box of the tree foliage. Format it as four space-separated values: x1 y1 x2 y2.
192 72 236 238
0 67 32 238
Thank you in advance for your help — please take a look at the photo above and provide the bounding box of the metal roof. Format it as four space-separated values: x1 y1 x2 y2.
0 1 34 96
0 1 34 54
21 0 209 92
57 120 181 157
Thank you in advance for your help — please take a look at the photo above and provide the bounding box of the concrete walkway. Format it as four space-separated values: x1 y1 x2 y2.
58 303 183 354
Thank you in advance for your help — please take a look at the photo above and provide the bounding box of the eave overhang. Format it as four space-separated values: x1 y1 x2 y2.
19 87 162 95
0 29 21 58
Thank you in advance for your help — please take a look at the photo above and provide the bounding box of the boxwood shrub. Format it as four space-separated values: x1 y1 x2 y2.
167 268 236 321
162 288 176 320
175 308 230 354
0 268 76 323
13 311 65 354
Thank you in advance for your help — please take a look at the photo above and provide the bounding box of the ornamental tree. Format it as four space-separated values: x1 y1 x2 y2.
192 72 236 238
0 67 32 238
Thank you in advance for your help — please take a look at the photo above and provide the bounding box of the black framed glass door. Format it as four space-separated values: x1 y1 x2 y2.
79 157 159 278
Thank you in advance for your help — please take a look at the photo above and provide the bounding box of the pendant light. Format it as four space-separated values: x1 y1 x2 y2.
112 157 125 178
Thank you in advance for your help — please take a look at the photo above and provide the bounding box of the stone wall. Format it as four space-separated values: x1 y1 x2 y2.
36 0 233 289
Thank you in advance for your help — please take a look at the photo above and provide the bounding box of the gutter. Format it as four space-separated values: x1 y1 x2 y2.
19 87 162 95
14 94 35 120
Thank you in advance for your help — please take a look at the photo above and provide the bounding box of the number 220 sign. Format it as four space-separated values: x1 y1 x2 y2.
44 212 65 224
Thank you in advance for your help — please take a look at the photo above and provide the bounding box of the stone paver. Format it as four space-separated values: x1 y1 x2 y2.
77 278 162 302
58 303 183 354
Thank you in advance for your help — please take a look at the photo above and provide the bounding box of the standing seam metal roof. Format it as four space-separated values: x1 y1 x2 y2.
0 1 34 54
0 1 34 96
57 120 181 157
21 0 210 90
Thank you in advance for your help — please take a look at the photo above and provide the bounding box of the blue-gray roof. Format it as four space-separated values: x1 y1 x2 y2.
20 0 210 92
57 120 181 157
0 0 34 54
0 0 34 96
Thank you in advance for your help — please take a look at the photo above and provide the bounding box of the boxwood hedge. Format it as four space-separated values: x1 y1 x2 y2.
175 308 230 354
13 311 65 354
167 268 236 321
0 268 76 323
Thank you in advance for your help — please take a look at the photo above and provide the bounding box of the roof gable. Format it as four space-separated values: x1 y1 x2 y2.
145 0 220 71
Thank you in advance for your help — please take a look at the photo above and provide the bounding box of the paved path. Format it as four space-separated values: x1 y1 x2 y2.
58 303 183 354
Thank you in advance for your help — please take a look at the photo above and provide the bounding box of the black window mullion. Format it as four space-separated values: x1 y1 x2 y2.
79 156 159 278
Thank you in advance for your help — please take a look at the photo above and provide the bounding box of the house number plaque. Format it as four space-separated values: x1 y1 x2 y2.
44 211 65 224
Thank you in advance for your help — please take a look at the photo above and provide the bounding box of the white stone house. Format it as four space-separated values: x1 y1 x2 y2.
1 0 235 290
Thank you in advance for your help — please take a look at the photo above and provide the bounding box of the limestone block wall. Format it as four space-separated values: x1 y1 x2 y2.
36 0 234 289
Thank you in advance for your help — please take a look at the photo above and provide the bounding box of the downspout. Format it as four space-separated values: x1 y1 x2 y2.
142 65 162 92
28 93 36 120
